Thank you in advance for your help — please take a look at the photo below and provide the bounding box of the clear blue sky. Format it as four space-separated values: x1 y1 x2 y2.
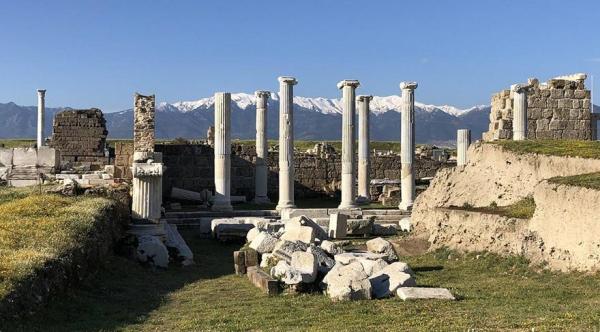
1 0 599 112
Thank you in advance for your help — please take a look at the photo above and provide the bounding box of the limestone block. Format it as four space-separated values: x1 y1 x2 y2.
0 167 8 181
12 148 37 166
249 231 279 254
272 240 308 263
0 148 13 167
37 147 59 167
307 244 335 274
372 223 398 236
136 235 169 268
328 213 347 239
320 240 344 256
246 227 260 243
164 224 194 266
366 237 399 262
291 251 318 283
247 266 279 295
397 287 455 301
369 269 415 299
359 258 389 277
324 261 372 301
280 225 315 244
286 215 328 240
334 251 387 265
245 249 259 267
260 253 275 268
347 218 374 235
270 260 303 285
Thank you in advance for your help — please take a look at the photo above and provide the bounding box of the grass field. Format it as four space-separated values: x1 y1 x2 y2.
5 231 600 331
450 196 536 219
491 139 600 159
549 172 600 191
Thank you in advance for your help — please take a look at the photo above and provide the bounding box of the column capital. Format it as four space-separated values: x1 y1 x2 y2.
255 90 271 98
357 95 373 102
278 76 297 85
337 79 360 89
510 83 533 93
37 89 46 95
215 91 231 97
400 82 418 90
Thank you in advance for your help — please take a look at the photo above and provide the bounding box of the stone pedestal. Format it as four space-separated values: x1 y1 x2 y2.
337 80 360 209
512 83 531 141
254 91 271 204
213 92 233 211
399 82 418 211
456 129 471 166
131 160 164 221
37 89 46 148
276 77 298 211
357 95 372 204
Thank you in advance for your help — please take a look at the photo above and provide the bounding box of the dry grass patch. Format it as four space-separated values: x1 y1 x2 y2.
490 139 600 159
548 172 600 191
449 196 536 219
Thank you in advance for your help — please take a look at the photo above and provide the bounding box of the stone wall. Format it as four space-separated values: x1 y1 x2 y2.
114 142 447 200
483 74 594 141
50 109 108 169
133 94 156 153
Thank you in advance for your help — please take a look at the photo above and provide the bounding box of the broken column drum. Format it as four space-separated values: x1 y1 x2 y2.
512 83 531 141
357 95 373 204
456 129 471 166
254 91 271 204
37 89 46 148
276 76 298 211
131 93 164 222
338 80 360 209
213 92 233 211
399 82 418 211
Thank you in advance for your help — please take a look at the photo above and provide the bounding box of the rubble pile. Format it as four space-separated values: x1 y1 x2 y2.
234 215 455 302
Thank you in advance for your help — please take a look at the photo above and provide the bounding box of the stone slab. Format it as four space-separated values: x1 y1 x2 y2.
0 148 13 167
12 148 37 166
246 266 279 295
397 287 455 300
36 147 59 167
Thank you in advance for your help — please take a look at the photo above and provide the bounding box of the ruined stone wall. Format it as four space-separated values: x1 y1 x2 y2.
115 142 447 199
133 94 156 153
483 74 593 141
50 109 108 169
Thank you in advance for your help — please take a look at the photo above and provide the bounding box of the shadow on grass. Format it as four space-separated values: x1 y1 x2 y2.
5 232 238 332
413 265 444 272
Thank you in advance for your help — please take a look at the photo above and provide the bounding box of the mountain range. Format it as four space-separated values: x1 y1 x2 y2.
0 93 497 146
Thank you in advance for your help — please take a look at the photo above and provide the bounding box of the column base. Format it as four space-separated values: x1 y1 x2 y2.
252 196 271 204
356 196 371 205
398 201 413 211
338 202 358 209
212 202 233 212
276 202 296 211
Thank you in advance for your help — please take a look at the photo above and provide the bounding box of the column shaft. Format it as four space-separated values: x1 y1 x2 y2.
37 90 46 147
399 82 417 211
338 80 360 209
512 84 528 141
357 95 372 204
456 129 471 166
254 91 270 204
213 92 233 211
276 77 297 211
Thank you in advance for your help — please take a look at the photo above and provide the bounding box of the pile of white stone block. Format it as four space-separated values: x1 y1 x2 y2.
0 147 59 187
56 165 116 187
240 215 455 302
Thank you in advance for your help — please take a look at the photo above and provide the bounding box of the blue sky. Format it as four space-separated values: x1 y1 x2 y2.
1 0 599 111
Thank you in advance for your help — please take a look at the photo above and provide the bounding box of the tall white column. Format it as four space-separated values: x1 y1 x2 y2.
276 76 297 211
37 89 46 148
337 80 360 209
212 92 233 211
399 82 418 211
456 129 471 166
254 90 271 204
357 95 373 204
512 83 530 141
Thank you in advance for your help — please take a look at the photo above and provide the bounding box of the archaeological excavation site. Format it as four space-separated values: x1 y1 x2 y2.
2 2 600 329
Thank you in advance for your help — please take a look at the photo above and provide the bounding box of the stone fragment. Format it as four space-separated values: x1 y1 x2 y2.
366 237 398 262
281 225 315 244
272 240 308 263
260 253 275 268
247 266 280 295
372 223 398 236
328 213 347 239
233 251 246 275
307 244 335 274
286 215 328 241
334 251 387 265
397 287 455 301
291 251 318 283
320 240 344 256
244 249 259 267
249 232 279 254
359 258 389 277
369 262 417 298
324 261 372 301
136 235 169 268
398 218 412 232
347 218 374 235
246 227 260 243
270 260 302 285
164 224 194 266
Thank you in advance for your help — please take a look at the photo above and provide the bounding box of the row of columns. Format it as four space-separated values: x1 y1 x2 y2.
212 78 420 212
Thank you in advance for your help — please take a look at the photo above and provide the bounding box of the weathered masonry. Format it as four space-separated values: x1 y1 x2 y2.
50 108 109 170
483 73 596 141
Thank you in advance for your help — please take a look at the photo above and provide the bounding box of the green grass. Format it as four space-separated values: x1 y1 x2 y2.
0 139 36 149
5 232 600 331
548 172 600 191
490 139 600 159
449 196 536 219
0 188 114 301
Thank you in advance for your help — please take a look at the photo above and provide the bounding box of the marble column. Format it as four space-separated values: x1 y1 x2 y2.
276 76 297 211
254 90 271 204
37 89 46 148
456 129 471 166
212 92 233 211
356 95 373 204
337 80 360 209
512 83 530 141
399 82 418 211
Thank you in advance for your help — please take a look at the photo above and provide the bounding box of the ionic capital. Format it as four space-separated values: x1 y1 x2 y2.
400 82 418 90
510 83 533 93
255 90 271 98
37 89 46 95
278 76 298 85
357 95 373 102
337 79 360 90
